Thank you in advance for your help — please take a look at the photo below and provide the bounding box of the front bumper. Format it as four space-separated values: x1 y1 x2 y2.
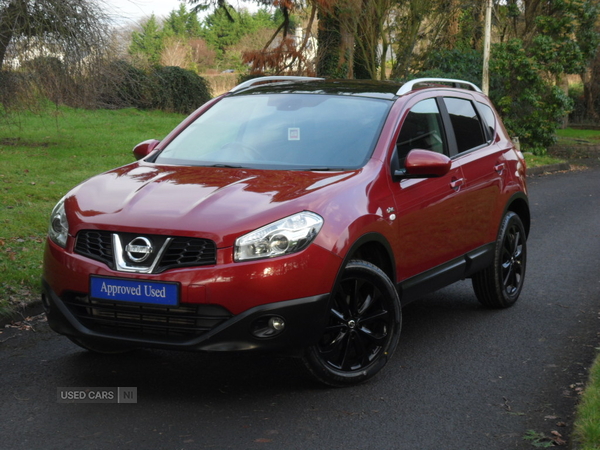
42 279 330 352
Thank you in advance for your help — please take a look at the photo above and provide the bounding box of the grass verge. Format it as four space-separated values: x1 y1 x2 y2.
524 152 565 168
574 353 600 449
555 128 600 146
0 106 185 316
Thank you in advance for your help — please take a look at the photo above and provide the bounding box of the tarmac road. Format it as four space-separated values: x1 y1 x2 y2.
1 167 599 450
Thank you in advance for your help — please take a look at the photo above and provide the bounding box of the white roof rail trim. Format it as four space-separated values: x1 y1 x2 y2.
230 76 325 93
397 78 482 95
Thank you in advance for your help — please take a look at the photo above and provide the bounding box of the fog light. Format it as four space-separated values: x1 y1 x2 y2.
268 316 285 331
251 315 286 338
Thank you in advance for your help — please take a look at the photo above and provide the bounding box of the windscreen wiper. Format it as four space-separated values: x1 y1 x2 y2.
206 164 244 168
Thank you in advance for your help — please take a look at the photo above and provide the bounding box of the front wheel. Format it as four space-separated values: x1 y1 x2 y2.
472 211 527 308
303 260 402 387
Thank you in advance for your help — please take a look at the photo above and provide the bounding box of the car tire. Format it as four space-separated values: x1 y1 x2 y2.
303 260 402 387
68 336 135 354
472 211 527 308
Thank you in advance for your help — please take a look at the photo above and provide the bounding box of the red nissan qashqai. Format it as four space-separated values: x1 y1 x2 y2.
43 77 529 386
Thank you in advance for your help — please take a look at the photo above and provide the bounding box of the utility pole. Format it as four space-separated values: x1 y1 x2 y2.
482 0 492 95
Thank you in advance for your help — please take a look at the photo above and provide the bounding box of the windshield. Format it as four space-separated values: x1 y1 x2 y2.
155 93 392 170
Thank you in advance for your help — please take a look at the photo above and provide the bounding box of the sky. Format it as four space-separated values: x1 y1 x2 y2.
101 0 258 25
102 0 187 24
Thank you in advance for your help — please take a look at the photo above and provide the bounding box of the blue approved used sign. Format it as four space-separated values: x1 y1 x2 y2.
90 277 179 306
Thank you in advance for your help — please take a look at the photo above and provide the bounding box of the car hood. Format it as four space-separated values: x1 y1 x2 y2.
67 163 360 247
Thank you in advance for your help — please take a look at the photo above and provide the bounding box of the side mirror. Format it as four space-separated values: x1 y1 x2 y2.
133 139 160 161
394 149 451 180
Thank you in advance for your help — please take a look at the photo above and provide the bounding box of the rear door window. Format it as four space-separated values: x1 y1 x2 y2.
443 97 486 153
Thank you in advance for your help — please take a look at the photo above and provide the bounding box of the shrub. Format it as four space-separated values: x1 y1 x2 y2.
0 71 36 113
149 66 212 114
490 40 573 154
415 48 483 87
21 57 75 106
567 82 586 124
97 60 152 110
96 62 212 114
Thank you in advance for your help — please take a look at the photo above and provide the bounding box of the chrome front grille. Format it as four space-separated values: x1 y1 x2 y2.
75 231 217 273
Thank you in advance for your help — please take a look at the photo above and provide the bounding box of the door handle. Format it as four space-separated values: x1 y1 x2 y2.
494 163 505 174
450 178 464 191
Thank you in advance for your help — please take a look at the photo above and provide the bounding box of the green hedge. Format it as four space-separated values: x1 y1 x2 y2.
150 66 212 114
100 61 212 114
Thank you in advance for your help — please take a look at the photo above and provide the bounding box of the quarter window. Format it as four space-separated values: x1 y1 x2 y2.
477 102 496 141
444 98 486 153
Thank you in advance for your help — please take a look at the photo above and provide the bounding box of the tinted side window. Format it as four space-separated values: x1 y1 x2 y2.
444 98 486 153
477 102 496 141
397 98 446 164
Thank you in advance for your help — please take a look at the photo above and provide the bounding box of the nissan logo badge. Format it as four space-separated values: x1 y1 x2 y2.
125 237 153 263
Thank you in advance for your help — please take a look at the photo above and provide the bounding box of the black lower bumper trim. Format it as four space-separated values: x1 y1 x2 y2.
42 279 330 352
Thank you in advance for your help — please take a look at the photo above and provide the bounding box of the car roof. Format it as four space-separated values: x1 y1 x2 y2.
229 79 402 100
227 77 484 101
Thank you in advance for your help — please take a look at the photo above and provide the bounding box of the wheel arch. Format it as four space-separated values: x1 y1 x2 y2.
337 233 396 285
504 193 530 237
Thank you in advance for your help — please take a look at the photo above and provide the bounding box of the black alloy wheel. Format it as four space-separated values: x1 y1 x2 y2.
304 260 402 387
473 211 527 308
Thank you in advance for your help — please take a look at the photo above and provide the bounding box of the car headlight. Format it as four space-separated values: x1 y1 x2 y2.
234 211 323 262
48 196 69 248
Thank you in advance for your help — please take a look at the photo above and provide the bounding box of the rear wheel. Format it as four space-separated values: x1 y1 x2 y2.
68 336 135 354
472 211 527 308
303 260 402 387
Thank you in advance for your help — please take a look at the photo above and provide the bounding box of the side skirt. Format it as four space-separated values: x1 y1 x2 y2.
397 243 495 305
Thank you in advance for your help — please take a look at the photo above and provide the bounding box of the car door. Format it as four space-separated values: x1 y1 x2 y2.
441 95 504 252
390 97 470 284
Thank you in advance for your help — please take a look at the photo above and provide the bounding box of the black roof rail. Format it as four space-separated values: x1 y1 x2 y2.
397 78 482 95
230 76 325 93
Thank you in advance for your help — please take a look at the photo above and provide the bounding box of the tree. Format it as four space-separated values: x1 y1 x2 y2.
244 2 314 75
388 0 457 80
492 0 599 127
199 6 280 57
130 15 164 66
353 0 393 79
0 0 108 70
128 6 219 72
579 1 600 121
189 38 216 71
316 0 361 78
200 7 248 57
570 0 600 122
529 1 591 81
163 4 202 38
189 0 312 75
491 39 572 153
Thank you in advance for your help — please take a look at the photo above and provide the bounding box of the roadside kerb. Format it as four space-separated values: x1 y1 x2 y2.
527 162 572 176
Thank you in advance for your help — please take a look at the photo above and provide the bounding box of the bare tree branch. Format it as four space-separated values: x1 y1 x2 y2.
0 0 109 70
